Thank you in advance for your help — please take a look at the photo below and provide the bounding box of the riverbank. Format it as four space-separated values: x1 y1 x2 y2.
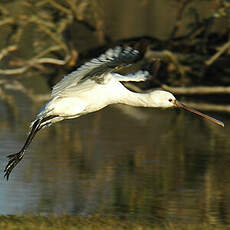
0 215 228 230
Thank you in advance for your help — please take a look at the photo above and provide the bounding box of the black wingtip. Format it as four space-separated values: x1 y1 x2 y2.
4 151 24 180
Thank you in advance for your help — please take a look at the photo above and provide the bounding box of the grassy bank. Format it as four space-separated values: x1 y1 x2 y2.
0 216 229 230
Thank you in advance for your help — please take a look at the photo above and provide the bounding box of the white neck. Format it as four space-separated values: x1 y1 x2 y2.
118 90 157 108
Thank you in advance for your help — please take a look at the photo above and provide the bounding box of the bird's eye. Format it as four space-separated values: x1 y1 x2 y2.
168 99 173 102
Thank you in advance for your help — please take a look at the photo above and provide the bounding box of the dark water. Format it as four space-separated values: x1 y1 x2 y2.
0 96 229 225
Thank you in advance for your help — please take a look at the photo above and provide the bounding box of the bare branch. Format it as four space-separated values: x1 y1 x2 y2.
0 43 70 76
38 23 68 52
29 15 57 29
38 0 72 15
34 57 68 65
205 40 230 66
0 66 28 75
0 45 17 61
0 56 69 76
183 101 230 113
162 85 230 95
66 0 89 21
0 18 14 26
33 46 65 59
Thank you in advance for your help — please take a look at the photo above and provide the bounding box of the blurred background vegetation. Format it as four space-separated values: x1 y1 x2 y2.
0 0 230 96
1 1 230 227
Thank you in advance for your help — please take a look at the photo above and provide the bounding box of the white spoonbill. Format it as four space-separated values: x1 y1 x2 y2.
4 46 224 179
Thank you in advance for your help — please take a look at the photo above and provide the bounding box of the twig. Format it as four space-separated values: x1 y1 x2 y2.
66 0 88 21
34 57 68 65
40 0 72 15
0 56 69 75
162 85 230 95
38 23 68 52
205 40 230 66
0 18 14 26
0 45 69 76
29 15 57 29
33 46 63 59
0 66 29 75
0 45 17 61
182 101 230 113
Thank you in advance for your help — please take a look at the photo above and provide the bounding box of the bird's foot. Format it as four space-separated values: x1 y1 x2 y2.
4 151 24 180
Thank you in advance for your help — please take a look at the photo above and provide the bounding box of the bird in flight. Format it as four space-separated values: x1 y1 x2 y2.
4 46 224 179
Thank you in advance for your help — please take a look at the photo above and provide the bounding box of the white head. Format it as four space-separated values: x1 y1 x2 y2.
149 90 224 127
150 90 176 108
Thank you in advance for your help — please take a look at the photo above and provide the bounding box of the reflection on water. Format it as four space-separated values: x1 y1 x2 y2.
0 97 229 225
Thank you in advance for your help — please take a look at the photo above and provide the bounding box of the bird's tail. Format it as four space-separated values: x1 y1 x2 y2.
4 115 58 180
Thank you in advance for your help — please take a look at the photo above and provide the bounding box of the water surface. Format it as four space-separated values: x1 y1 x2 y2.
0 96 229 225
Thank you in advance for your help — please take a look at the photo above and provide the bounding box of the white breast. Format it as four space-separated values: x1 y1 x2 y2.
43 76 128 118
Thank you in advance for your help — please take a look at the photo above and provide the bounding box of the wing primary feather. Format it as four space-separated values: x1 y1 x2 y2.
51 46 142 98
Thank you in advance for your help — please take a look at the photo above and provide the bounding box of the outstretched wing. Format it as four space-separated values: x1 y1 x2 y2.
111 70 150 82
51 46 141 98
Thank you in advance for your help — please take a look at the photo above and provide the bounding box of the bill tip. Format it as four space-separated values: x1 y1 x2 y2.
217 120 224 127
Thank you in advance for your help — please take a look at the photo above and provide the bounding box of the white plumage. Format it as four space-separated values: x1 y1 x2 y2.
4 46 224 179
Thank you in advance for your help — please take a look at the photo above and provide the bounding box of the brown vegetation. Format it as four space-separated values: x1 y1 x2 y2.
1 215 229 230
0 0 230 99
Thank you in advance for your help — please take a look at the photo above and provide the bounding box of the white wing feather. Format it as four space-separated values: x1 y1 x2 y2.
111 70 149 82
51 47 141 98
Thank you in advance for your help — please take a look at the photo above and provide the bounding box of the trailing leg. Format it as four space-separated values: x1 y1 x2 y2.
4 115 58 180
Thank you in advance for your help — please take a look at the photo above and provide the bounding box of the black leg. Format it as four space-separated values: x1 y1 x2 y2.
4 119 41 180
